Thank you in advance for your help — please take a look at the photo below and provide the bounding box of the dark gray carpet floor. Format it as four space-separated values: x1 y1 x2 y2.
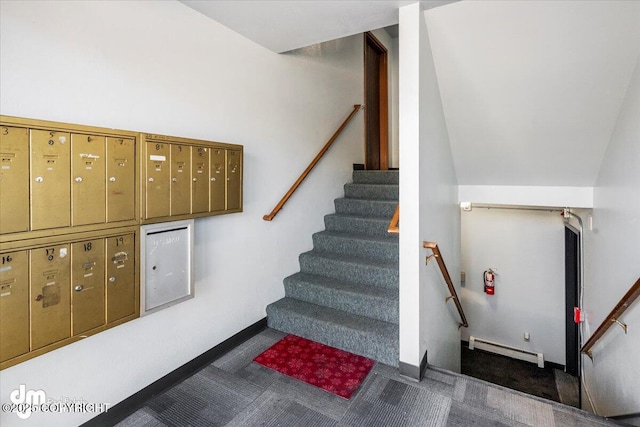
461 346 561 402
116 328 616 427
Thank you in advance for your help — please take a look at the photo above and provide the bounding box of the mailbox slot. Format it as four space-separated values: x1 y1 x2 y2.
0 127 30 234
30 130 71 230
170 144 191 216
106 234 135 323
72 134 106 226
106 137 135 222
0 251 29 362
30 244 71 350
71 239 105 335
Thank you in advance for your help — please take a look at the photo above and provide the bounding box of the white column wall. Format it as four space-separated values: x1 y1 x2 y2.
399 3 461 373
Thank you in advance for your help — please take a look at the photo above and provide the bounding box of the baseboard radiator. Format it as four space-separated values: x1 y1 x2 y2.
469 336 544 368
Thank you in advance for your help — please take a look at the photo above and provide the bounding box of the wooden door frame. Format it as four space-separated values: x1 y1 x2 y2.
364 32 389 170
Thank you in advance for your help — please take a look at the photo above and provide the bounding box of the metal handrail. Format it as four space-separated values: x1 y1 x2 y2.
387 204 399 234
263 104 363 221
581 277 640 359
423 241 469 328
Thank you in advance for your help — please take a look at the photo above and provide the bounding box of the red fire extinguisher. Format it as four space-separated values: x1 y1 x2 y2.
484 269 496 295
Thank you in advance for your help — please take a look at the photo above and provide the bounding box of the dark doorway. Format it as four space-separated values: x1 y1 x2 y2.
364 32 388 170
565 226 580 377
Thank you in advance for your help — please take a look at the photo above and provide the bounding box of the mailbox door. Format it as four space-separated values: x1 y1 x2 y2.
145 142 170 219
30 130 71 230
226 149 242 211
170 144 191 216
71 239 105 335
0 126 30 234
106 234 135 323
191 147 209 214
209 148 226 212
30 244 71 350
72 134 106 226
106 137 135 222
0 251 29 363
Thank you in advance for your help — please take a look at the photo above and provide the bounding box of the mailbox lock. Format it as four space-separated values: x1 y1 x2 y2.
75 177 83 183
172 178 178 182
109 177 116 182
48 140 54 145
193 178 197 182
148 178 154 182
74 285 84 292
35 176 44 183
35 294 43 301
211 177 216 182
109 276 116 283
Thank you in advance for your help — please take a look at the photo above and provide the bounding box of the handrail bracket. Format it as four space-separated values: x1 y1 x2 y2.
611 317 628 334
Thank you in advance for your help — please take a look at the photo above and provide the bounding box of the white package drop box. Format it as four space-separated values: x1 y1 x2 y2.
140 219 194 315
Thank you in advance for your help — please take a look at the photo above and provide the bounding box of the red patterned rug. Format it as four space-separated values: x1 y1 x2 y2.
253 334 375 399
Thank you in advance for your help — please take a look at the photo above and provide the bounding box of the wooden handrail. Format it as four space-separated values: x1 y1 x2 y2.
581 277 640 359
387 204 399 234
263 104 363 221
423 241 469 328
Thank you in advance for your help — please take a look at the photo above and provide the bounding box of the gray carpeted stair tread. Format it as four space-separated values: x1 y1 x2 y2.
344 183 399 200
353 170 399 185
324 213 391 236
283 272 398 324
266 298 399 366
334 198 398 218
312 230 398 262
299 250 398 289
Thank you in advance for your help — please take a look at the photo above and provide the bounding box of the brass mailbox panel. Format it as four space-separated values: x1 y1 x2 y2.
209 148 226 212
71 239 105 335
106 137 135 222
72 134 106 226
106 234 135 323
170 144 191 216
227 149 242 211
0 251 29 363
30 244 71 350
145 142 170 219
30 130 71 230
191 147 209 214
0 127 30 234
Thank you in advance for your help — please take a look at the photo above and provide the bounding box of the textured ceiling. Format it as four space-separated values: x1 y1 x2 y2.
180 0 454 53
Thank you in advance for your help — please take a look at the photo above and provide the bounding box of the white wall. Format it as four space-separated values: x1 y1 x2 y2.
0 1 364 425
398 3 460 373
460 209 566 365
581 55 640 417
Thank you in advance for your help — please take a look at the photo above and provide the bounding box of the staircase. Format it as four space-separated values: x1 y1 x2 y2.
267 170 399 366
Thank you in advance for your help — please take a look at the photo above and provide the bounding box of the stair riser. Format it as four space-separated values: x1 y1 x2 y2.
353 170 399 185
324 215 390 237
334 198 397 218
299 254 398 289
284 279 399 324
267 304 398 366
312 233 398 262
344 184 399 200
